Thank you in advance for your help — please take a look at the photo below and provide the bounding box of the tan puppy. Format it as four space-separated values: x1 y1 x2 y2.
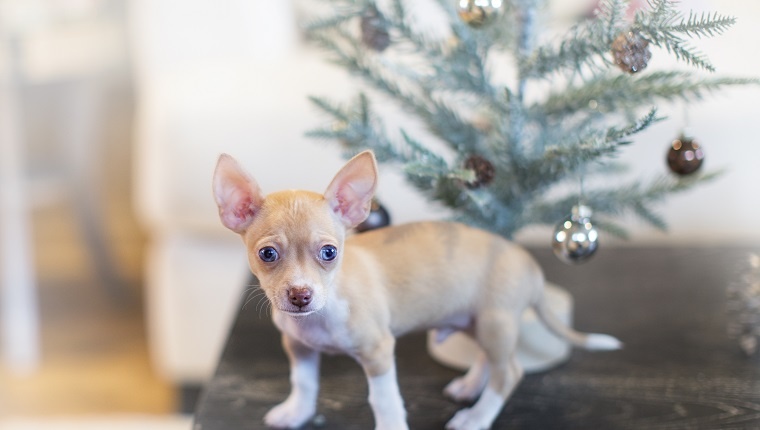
213 151 621 430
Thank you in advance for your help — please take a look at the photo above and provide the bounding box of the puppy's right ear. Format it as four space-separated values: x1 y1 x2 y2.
212 154 264 234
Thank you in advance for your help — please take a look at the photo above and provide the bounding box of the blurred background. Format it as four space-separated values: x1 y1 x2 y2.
0 0 757 428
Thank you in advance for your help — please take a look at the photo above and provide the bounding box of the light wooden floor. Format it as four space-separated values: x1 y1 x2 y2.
0 76 176 418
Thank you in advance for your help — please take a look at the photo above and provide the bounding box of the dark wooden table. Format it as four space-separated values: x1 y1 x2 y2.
193 247 760 429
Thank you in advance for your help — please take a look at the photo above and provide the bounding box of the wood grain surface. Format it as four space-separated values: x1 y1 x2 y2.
194 247 760 429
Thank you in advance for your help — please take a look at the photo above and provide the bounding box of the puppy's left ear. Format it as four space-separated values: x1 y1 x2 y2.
324 151 378 228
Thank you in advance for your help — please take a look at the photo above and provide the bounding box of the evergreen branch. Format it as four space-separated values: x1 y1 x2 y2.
606 107 661 141
513 129 625 197
304 11 359 33
673 11 736 39
308 96 351 122
353 61 483 152
635 1 736 71
307 94 395 162
521 28 610 79
647 35 715 71
425 0 503 101
445 22 499 98
308 24 365 70
399 129 449 175
594 171 722 216
645 0 678 23
602 0 629 41
522 170 723 234
521 0 628 79
308 2 492 153
387 0 455 68
538 71 759 117
309 94 482 226
507 109 667 223
308 94 460 194
631 201 667 230
420 96 483 152
590 219 631 240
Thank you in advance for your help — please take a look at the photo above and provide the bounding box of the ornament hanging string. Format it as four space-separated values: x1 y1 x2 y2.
551 169 599 265
681 103 692 138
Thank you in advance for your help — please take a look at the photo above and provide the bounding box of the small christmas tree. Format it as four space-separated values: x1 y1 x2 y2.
305 0 755 255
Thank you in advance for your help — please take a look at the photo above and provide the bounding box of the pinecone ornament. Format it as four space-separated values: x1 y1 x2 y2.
611 30 652 74
360 5 391 52
464 155 495 188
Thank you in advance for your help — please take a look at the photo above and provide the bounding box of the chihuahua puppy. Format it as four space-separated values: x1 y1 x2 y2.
213 151 620 430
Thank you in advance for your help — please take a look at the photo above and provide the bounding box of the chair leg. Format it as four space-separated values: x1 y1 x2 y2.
64 76 135 303
0 35 40 373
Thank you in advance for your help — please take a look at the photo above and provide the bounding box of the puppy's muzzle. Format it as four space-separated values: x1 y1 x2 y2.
288 287 313 308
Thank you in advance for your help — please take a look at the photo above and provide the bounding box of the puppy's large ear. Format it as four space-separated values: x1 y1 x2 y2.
213 154 264 234
324 151 378 228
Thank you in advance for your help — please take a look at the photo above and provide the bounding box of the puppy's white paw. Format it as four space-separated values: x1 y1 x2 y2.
445 407 491 430
444 376 486 402
264 398 315 429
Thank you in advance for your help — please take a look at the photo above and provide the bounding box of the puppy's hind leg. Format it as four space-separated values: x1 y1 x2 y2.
444 351 490 403
446 311 522 430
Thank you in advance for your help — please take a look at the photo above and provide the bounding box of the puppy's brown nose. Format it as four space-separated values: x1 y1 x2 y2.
288 287 312 308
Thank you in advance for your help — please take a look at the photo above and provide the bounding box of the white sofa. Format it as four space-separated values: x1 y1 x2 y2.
128 0 760 385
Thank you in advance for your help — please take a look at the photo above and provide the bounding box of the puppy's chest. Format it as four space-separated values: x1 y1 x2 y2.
274 313 355 355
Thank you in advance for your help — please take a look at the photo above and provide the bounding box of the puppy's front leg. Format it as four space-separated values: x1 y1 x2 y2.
265 334 320 429
359 335 409 430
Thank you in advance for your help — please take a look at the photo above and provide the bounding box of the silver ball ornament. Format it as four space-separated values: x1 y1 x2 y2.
552 205 599 264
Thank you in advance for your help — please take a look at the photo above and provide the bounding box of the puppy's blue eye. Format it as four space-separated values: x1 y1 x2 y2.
319 245 338 262
259 247 279 262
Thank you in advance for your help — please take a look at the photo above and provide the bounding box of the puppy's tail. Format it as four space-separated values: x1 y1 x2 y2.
533 295 622 351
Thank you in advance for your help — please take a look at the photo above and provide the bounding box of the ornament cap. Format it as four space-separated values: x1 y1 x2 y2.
572 204 593 220
679 126 696 141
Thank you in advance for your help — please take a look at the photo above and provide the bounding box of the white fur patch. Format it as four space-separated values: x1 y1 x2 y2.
585 333 623 350
264 351 319 428
367 366 409 430
446 387 505 430
273 293 353 354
